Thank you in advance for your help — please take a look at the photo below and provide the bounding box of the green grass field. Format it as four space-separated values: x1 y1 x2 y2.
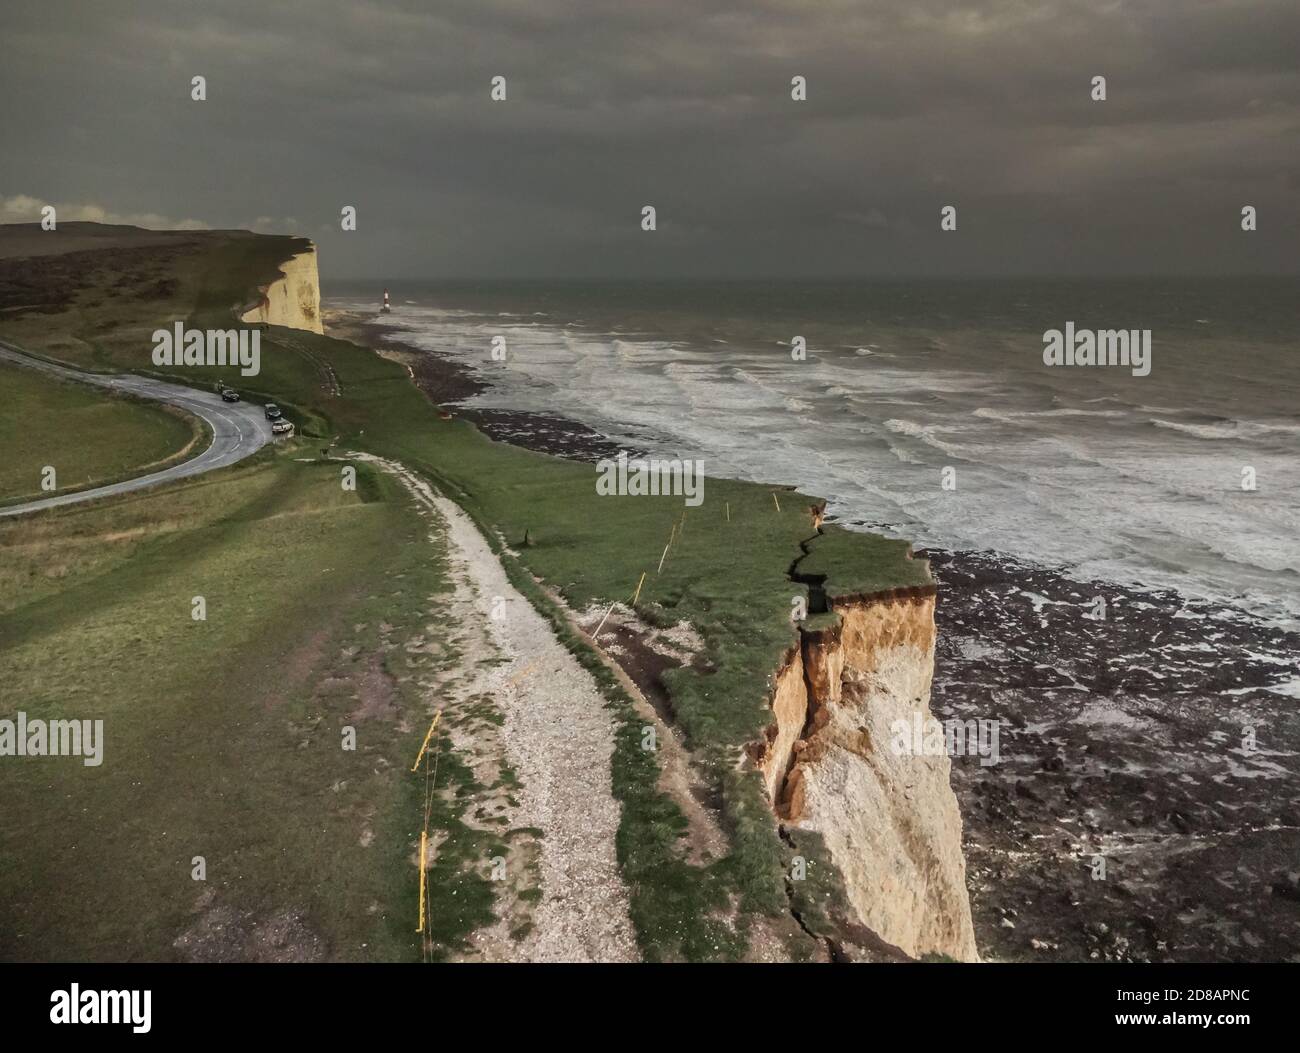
0 450 494 961
0 362 202 506
0 226 928 961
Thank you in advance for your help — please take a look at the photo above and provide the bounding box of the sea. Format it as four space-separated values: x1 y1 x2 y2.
330 278 1300 630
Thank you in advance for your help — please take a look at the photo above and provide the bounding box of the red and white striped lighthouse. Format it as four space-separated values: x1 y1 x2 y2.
381 288 391 313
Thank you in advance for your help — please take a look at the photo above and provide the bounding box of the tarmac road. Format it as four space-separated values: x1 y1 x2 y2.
0 339 275 517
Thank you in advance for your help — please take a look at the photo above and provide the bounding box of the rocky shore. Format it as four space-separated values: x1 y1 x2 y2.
927 548 1300 963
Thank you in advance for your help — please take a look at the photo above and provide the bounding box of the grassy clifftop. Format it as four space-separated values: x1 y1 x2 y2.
0 224 929 960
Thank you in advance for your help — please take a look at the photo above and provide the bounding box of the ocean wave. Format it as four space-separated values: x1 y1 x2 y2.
883 418 974 459
882 441 927 466
884 418 930 438
973 406 1127 424
971 407 1018 425
1032 407 1127 418
1151 419 1239 439
1147 418 1300 440
1257 421 1300 435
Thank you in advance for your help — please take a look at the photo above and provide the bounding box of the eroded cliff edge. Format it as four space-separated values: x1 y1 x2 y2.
752 526 980 962
240 244 324 334
264 237 973 958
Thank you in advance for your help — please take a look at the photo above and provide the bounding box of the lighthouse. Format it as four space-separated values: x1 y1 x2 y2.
381 288 391 313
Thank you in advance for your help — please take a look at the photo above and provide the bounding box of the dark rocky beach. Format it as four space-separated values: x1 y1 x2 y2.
926 548 1300 963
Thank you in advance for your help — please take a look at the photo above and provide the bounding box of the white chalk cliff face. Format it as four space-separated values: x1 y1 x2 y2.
755 590 980 962
240 246 323 334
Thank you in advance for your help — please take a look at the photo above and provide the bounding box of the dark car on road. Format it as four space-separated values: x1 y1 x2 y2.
264 403 281 420
220 388 240 402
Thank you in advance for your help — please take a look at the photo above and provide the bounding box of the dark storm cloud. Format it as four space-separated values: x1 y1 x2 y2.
1 0 1297 277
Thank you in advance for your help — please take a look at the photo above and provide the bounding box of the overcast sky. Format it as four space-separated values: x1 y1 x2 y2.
2 0 1297 279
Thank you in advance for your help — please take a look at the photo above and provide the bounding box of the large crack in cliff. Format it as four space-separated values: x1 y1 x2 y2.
788 515 829 615
756 515 981 962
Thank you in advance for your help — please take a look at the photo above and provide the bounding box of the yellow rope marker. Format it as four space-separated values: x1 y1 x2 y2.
592 601 617 640
772 491 782 513
656 519 678 574
726 501 730 522
410 710 443 773
416 829 428 933
630 571 647 606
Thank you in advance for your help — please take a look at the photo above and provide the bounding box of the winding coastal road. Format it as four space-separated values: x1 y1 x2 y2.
0 339 274 517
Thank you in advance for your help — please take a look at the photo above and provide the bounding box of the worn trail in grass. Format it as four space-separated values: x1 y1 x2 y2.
357 455 638 962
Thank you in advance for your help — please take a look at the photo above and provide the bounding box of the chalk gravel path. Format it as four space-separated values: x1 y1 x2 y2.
355 455 638 962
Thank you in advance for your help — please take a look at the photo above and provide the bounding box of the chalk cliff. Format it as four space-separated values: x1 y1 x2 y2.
239 245 323 334
755 585 979 962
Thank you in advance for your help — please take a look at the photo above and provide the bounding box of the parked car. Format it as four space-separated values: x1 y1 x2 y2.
220 388 240 402
264 403 282 420
271 418 294 436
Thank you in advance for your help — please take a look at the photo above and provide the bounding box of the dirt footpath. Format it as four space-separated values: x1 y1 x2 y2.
353 454 638 962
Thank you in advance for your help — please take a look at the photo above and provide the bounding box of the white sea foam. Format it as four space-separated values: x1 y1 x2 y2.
1151 419 1240 439
330 295 1300 628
